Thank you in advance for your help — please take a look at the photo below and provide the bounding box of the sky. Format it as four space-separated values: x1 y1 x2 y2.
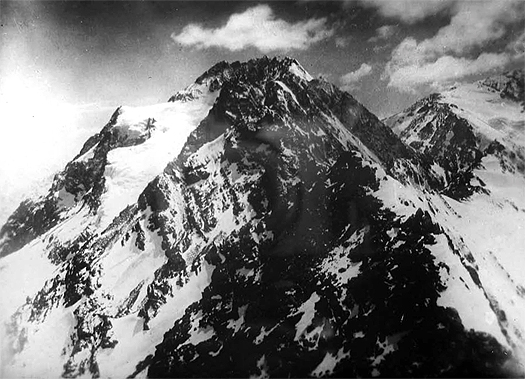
0 0 524 224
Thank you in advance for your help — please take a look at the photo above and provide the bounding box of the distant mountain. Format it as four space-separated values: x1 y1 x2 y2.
0 58 524 378
479 69 524 105
385 70 525 198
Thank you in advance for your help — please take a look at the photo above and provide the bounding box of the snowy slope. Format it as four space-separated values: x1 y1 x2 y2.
385 71 525 285
386 70 525 371
1 58 524 378
96 97 218 230
0 82 219 376
386 72 524 178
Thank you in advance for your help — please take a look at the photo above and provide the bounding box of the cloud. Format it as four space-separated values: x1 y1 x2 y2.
171 4 333 52
383 0 524 91
372 44 390 53
335 36 351 48
419 0 523 56
368 25 398 43
507 29 525 57
359 0 456 24
387 53 512 92
340 63 373 90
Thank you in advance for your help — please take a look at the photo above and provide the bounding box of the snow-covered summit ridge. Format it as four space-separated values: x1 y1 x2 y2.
168 56 313 102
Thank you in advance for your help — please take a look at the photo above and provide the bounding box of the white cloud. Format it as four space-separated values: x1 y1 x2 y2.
386 37 428 71
419 0 523 56
359 0 456 24
340 63 373 90
383 0 524 91
387 53 511 92
335 36 351 48
507 29 525 57
171 4 333 52
368 25 398 43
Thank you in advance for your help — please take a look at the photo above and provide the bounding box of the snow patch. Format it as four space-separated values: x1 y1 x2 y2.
96 221 167 312
294 292 320 341
429 234 510 348
289 62 313 82
0 240 57 329
2 307 74 378
226 305 248 334
180 311 215 348
97 91 219 230
320 229 364 287
275 80 300 106
96 258 215 377
310 348 350 377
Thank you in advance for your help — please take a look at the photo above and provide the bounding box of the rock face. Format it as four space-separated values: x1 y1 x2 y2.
1 58 524 378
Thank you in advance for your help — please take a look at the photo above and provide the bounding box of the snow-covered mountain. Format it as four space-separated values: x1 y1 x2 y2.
0 58 524 377
385 70 525 279
385 69 525 372
386 70 524 199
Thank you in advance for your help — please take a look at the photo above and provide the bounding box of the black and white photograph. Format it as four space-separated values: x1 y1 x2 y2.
0 0 524 377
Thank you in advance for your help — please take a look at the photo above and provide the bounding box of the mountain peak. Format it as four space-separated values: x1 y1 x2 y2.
168 56 312 102
196 56 311 83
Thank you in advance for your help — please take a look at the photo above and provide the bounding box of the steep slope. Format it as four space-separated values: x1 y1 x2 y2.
0 58 524 378
386 69 525 373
